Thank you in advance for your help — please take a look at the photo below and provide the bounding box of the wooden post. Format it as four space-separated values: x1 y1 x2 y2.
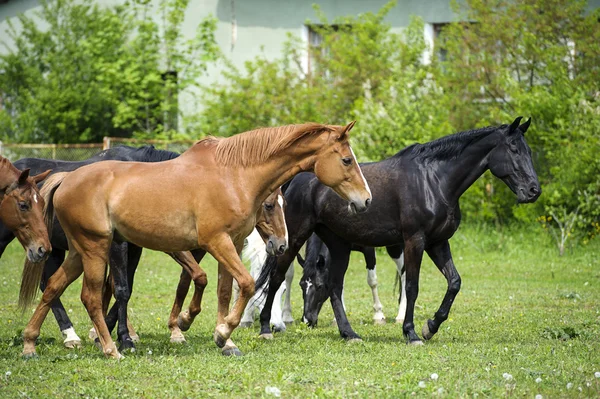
103 136 111 150
0 141 3 156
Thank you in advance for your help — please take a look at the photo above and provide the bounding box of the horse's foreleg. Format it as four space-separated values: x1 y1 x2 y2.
209 234 252 356
270 280 287 332
23 252 83 358
363 246 384 324
169 250 207 332
240 234 267 327
423 240 461 341
401 237 424 345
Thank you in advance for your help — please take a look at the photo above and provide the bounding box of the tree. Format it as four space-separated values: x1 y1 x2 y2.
0 0 219 143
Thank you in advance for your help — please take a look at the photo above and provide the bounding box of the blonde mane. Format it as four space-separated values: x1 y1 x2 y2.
197 123 336 167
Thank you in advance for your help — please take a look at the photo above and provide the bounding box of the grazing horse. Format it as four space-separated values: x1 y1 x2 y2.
0 146 180 348
0 156 51 263
295 234 385 326
256 117 540 344
19 122 372 358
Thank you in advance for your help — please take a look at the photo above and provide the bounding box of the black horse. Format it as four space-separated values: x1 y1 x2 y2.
0 146 180 349
256 117 541 344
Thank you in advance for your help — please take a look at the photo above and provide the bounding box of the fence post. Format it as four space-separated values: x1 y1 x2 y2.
0 141 3 156
52 144 56 159
103 136 111 150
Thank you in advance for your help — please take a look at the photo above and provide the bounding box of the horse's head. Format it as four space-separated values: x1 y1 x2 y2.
255 187 288 256
0 169 52 263
297 237 330 327
313 121 372 213
489 117 541 203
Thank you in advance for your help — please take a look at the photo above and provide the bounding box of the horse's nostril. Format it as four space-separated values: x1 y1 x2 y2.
278 245 286 254
529 186 540 196
37 246 46 257
365 198 371 208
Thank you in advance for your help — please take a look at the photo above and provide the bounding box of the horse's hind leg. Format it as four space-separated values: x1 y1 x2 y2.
40 249 82 348
167 250 207 343
282 264 295 326
422 240 461 341
23 251 83 358
386 245 406 324
363 247 385 325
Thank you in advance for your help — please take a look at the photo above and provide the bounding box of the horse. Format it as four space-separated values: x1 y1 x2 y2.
0 146 180 348
295 234 387 326
0 156 51 263
94 186 290 349
19 121 372 358
256 117 541 344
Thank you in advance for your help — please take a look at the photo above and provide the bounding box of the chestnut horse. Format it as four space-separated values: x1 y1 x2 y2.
0 156 51 263
19 122 371 358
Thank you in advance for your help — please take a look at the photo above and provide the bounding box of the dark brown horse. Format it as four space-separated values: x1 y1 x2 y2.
0 156 51 263
20 122 371 358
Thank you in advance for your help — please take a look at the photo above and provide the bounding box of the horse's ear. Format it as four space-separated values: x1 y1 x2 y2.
339 121 356 140
17 169 31 185
296 253 305 267
32 169 52 184
519 117 531 134
508 116 523 134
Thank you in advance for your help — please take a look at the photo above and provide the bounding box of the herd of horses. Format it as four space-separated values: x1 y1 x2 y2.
0 117 540 359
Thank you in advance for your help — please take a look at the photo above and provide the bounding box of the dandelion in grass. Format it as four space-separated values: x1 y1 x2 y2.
535 395 543 399
147 349 153 355
535 377 542 383
502 373 513 381
595 372 600 378
418 381 426 388
431 373 439 381
5 371 11 377
566 382 573 389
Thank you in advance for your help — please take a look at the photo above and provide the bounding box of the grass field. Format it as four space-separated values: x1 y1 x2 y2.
0 225 599 398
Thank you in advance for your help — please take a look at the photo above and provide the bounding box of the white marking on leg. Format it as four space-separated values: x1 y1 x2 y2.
368 267 385 322
62 327 81 346
277 195 289 246
393 253 407 323
240 229 268 323
271 281 285 330
282 264 294 324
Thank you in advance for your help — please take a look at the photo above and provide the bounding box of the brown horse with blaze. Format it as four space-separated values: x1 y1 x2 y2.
20 121 371 359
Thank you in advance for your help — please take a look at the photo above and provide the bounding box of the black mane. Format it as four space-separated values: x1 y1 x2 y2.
98 145 180 162
395 124 507 161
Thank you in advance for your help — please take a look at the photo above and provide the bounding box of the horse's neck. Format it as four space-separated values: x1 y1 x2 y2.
435 134 498 205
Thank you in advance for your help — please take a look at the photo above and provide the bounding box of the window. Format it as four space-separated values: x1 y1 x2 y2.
303 24 351 76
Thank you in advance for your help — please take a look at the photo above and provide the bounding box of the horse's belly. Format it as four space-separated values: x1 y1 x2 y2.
111 210 199 252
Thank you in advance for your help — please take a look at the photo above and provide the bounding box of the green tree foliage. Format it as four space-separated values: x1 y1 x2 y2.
0 0 219 143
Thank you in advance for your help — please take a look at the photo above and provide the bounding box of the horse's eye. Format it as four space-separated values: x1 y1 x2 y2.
509 142 519 153
18 201 29 211
264 203 274 211
342 157 352 166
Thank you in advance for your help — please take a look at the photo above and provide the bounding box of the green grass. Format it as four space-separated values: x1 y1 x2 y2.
0 225 599 398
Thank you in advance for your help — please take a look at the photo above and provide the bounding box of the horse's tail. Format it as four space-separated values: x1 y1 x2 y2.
255 254 279 293
19 172 69 311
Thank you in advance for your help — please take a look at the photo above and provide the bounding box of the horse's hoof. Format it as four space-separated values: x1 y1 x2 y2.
64 339 82 349
222 346 243 357
408 339 424 346
119 339 136 353
213 329 227 349
272 323 286 333
130 333 140 343
239 321 253 328
22 351 38 360
422 320 435 341
177 311 192 332
258 333 274 340
346 337 363 344
373 318 386 326
170 335 187 344
88 328 98 341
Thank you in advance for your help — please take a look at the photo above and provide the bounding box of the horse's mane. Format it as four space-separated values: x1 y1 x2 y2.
396 124 507 161
132 145 180 162
196 123 335 167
